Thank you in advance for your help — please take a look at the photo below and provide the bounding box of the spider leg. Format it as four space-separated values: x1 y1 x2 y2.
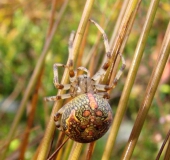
95 54 125 90
44 93 71 102
53 31 76 90
112 54 126 88
68 31 75 58
89 19 112 82
77 66 90 76
54 106 67 130
95 84 111 91
53 63 71 90
96 92 110 99
45 32 78 102
53 100 72 131
53 31 77 90
54 112 62 130
67 31 77 83
90 19 126 88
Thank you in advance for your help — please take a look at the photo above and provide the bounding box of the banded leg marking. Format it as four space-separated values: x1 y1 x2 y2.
53 63 71 90
112 54 126 88
68 31 76 82
90 19 112 82
44 93 71 102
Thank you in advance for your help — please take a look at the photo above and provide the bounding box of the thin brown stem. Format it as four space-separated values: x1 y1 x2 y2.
86 142 95 160
1 0 69 159
102 0 142 159
37 0 95 159
121 20 170 160
156 129 170 160
19 69 43 159
49 132 66 159
47 137 69 160
46 0 58 37
164 136 170 160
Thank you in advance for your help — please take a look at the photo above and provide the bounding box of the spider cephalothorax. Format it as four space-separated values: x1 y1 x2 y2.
45 19 125 143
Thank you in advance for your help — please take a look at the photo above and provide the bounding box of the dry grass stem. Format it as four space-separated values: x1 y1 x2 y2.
1 0 69 159
102 0 142 158
68 143 83 160
19 69 43 159
86 142 95 160
156 129 170 160
37 0 95 159
121 20 170 159
163 134 170 160
102 0 161 159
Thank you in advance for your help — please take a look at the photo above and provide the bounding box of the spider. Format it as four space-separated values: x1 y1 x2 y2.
45 19 126 143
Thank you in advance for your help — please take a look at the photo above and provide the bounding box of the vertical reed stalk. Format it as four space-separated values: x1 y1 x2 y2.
102 0 161 159
121 20 170 160
37 0 95 159
1 0 69 159
102 0 141 158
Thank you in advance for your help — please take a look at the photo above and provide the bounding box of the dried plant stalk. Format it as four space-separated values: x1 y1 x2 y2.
163 135 170 160
1 0 69 159
156 129 170 160
102 0 161 159
102 0 141 158
62 139 73 160
68 143 83 160
86 141 95 160
121 20 170 159
37 0 95 159
19 69 43 159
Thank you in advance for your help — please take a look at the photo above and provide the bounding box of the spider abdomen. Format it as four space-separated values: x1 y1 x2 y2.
60 93 113 143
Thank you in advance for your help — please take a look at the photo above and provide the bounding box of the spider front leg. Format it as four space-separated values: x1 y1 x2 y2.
95 54 126 91
90 19 112 82
77 66 90 76
44 31 77 102
53 63 71 90
90 19 126 88
53 31 76 87
44 63 72 101
67 31 77 83
112 54 126 88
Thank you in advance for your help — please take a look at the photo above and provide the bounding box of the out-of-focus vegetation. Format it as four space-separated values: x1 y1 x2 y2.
0 0 170 160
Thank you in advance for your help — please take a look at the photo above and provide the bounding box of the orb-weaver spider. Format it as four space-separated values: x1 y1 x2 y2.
45 19 126 143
